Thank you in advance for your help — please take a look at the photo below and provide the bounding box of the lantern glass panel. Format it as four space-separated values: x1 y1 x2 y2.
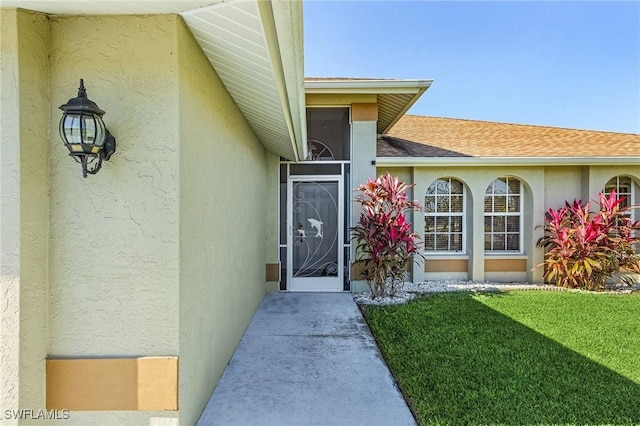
62 114 82 145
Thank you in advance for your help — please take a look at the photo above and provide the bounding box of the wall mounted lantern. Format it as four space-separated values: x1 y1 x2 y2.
59 79 116 178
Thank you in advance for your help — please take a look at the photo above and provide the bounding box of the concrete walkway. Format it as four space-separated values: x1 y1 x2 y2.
197 293 416 426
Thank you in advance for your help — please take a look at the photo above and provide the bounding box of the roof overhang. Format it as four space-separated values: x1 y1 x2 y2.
305 79 433 134
376 156 640 167
1 0 306 161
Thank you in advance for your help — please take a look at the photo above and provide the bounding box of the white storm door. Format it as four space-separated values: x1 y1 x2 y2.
287 176 343 292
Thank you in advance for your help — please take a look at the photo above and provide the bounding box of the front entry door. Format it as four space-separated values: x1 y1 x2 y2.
287 176 343 291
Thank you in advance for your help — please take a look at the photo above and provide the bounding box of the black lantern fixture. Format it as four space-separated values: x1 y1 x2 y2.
59 79 116 178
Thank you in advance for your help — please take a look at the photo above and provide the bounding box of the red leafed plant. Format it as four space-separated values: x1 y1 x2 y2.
351 173 423 298
537 190 640 290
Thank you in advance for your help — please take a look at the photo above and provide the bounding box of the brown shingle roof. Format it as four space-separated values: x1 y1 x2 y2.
381 115 640 158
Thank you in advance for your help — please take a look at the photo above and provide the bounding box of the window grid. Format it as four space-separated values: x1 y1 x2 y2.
425 178 465 253
484 177 522 252
604 176 634 219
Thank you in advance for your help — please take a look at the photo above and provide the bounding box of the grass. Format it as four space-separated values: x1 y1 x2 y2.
363 291 640 425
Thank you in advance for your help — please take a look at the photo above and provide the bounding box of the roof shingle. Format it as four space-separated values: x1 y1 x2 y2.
381 115 640 158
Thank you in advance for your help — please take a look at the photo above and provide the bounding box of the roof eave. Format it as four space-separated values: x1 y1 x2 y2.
304 79 433 94
376 156 640 167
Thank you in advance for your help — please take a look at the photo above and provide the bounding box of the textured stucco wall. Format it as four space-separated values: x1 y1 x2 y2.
0 8 22 418
0 8 51 418
176 18 267 426
544 166 584 209
266 151 281 292
350 120 377 292
404 166 546 283
48 14 180 425
17 9 51 412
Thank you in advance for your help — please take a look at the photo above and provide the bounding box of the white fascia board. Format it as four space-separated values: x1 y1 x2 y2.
258 0 305 161
304 79 433 94
381 86 430 134
376 156 640 167
270 0 307 161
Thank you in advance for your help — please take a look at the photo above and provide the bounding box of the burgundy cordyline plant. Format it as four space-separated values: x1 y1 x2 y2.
537 190 640 290
351 173 423 298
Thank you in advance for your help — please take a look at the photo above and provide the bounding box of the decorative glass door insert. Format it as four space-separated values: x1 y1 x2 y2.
287 176 343 291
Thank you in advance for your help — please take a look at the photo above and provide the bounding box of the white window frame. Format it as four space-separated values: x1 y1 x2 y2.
604 175 635 221
424 178 466 254
484 177 523 253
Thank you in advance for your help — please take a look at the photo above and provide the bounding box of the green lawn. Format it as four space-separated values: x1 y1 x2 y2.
363 291 640 425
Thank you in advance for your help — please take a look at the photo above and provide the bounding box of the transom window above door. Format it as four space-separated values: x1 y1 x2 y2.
425 178 465 252
305 108 350 161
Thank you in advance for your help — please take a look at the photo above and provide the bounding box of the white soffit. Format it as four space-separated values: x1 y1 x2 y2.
2 0 305 161
305 79 433 134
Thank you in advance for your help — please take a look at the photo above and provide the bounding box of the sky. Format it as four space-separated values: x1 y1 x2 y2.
303 1 640 134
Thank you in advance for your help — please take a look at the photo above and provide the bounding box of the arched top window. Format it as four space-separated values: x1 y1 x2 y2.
604 175 635 219
484 177 522 252
425 178 465 252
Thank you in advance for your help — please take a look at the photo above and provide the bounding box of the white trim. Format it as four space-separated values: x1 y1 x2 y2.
304 79 433 93
377 157 640 167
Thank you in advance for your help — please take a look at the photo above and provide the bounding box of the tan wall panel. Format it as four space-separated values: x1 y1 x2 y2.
351 103 378 121
46 357 178 411
306 93 376 105
485 259 527 272
266 263 280 281
425 259 468 273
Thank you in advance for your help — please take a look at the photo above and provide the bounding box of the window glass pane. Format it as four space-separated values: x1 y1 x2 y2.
437 196 450 213
425 216 435 231
425 234 435 251
436 234 450 251
484 196 492 212
484 216 492 232
451 234 463 251
508 196 520 212
451 216 462 232
451 196 463 213
507 179 520 194
435 216 449 232
493 234 505 251
450 180 463 194
494 196 507 213
484 234 492 251
507 234 520 251
507 216 520 232
486 181 494 195
493 216 505 232
427 182 437 195
618 177 632 193
425 195 436 213
436 179 450 195
494 178 508 194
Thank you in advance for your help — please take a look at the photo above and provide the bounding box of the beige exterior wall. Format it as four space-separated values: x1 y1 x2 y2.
1 8 51 419
2 11 271 425
47 14 181 425
379 164 640 284
176 19 267 426
1 8 22 418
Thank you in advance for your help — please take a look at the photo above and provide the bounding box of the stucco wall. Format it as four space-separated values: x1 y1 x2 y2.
0 8 22 418
380 164 640 284
17 9 51 412
176 18 267 426
0 8 51 418
48 14 180 425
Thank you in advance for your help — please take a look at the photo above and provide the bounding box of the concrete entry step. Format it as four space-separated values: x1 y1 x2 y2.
197 293 416 426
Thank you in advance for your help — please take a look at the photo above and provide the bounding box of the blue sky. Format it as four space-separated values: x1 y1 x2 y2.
303 1 640 134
